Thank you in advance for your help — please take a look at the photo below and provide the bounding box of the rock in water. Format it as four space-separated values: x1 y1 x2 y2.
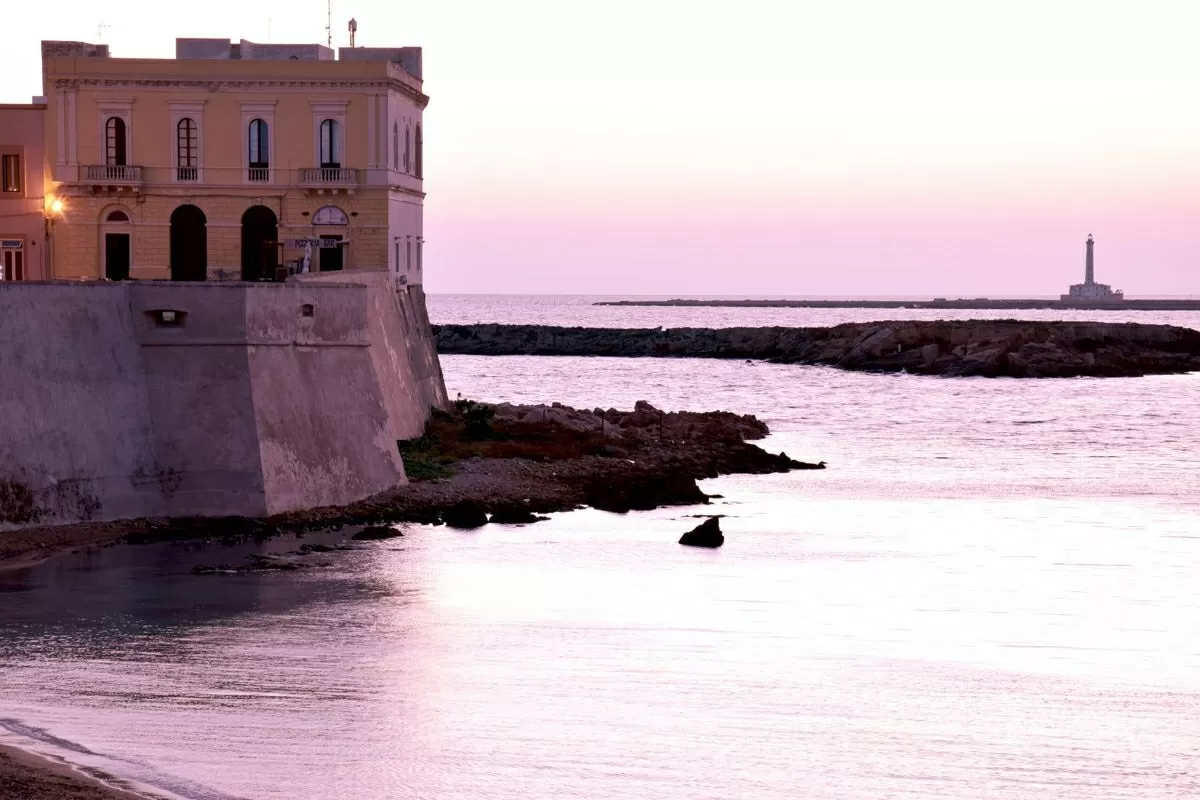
443 500 489 529
679 517 724 548
352 525 404 541
489 506 550 525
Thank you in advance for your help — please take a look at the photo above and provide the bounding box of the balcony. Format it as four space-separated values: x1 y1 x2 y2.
84 164 143 186
300 167 359 187
176 166 199 182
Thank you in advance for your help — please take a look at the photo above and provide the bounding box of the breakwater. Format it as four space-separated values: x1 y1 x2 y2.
433 320 1200 378
595 298 1200 311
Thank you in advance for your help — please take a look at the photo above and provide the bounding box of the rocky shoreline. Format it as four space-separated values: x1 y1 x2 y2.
433 320 1200 378
0 400 822 571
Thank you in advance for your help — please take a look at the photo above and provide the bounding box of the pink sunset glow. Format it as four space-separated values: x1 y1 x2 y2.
4 0 1198 295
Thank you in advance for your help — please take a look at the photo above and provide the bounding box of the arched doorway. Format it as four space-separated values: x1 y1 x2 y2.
101 207 133 281
241 205 278 281
312 205 348 272
169 205 207 281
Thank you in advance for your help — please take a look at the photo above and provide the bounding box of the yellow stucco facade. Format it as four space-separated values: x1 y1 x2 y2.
41 39 427 284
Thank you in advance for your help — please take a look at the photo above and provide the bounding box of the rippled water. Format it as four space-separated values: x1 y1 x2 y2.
1 297 1199 799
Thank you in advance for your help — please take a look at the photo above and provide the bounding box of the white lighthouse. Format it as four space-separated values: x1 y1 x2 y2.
1061 234 1124 302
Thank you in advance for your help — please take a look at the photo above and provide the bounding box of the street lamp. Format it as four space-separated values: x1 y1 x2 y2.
44 195 65 279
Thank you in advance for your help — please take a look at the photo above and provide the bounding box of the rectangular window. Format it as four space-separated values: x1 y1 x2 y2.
394 241 400 274
417 241 422 276
1 155 20 193
406 241 412 274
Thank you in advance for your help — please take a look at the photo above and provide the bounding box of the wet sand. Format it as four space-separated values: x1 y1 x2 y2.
0 745 152 799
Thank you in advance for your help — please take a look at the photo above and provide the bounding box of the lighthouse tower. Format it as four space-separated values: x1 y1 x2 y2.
1062 234 1123 303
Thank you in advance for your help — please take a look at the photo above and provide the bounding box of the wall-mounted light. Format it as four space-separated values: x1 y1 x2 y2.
45 196 65 218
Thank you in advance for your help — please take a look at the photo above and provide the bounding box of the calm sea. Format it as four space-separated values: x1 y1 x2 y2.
1 295 1198 800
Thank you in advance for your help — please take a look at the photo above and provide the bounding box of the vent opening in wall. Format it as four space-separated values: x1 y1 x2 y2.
301 303 315 317
148 309 186 327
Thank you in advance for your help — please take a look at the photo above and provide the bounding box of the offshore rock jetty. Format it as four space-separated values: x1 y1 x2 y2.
595 298 1200 311
433 321 1200 378
1 399 822 569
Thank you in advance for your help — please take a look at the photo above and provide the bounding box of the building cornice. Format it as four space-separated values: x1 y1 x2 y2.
53 78 429 109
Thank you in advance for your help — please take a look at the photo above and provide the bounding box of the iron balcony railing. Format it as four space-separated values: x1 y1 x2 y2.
84 164 143 182
300 167 358 185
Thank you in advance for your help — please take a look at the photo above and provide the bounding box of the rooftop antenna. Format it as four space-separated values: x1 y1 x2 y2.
348 18 357 48
97 22 109 42
326 0 332 48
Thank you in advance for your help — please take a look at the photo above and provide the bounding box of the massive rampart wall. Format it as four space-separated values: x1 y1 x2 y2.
0 279 444 529
290 272 448 438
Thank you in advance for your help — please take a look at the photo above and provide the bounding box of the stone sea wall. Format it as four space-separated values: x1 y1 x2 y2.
0 276 446 529
433 320 1200 378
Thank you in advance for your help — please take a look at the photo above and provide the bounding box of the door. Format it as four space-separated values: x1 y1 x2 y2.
241 205 278 281
169 205 208 281
319 235 343 272
0 243 23 281
105 234 130 281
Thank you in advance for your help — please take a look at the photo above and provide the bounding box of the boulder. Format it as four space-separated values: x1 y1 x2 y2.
352 525 404 541
489 506 550 525
679 517 724 548
443 500 489 529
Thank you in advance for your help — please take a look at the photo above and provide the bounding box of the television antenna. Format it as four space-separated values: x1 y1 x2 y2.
348 18 357 48
325 0 332 48
97 22 110 42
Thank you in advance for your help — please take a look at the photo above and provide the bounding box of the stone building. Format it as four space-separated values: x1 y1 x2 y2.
39 38 426 284
0 100 49 280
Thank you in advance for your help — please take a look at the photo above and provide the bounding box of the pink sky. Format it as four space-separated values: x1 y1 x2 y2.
4 0 1199 295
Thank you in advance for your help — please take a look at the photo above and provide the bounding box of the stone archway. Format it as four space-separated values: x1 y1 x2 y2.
240 205 278 281
169 204 207 281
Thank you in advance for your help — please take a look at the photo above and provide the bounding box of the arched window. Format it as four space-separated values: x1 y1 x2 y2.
105 209 130 223
312 205 348 226
392 122 399 170
414 124 423 179
404 125 411 173
176 118 198 181
319 119 340 168
248 118 269 182
105 117 127 166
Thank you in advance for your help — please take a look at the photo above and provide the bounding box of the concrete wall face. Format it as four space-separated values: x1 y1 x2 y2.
0 281 410 529
0 284 161 525
0 105 49 280
291 271 448 439
41 45 426 282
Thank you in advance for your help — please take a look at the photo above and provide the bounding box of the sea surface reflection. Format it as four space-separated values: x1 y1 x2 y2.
1 299 1198 799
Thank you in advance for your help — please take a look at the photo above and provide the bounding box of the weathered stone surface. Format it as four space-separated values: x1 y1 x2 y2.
679 517 724 548
434 321 1200 378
